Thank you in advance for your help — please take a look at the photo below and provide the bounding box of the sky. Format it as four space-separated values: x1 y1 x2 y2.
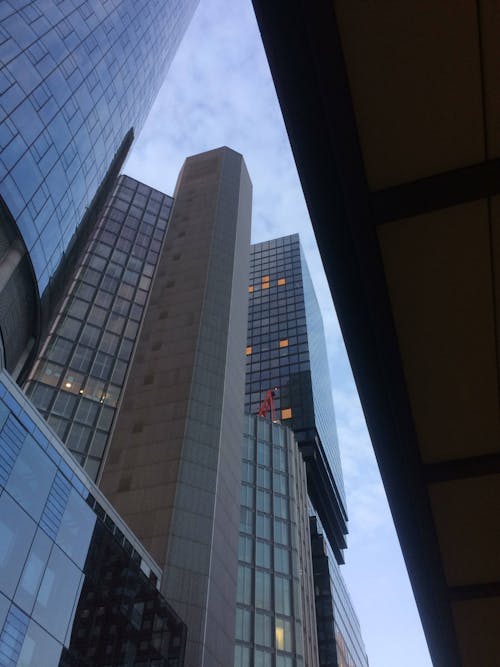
124 1 433 666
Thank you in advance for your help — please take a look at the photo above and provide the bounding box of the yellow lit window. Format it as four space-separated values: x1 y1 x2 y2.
246 346 252 355
279 339 288 348
248 285 254 293
278 277 286 286
262 275 270 281
262 282 270 289
275 626 285 650
281 408 292 420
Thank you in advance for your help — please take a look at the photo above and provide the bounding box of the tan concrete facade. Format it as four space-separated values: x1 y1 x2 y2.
99 147 252 667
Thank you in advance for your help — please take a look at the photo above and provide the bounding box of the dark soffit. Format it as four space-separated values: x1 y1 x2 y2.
251 1 463 665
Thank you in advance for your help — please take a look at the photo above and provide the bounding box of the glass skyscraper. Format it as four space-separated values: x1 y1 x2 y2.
24 175 173 481
0 0 198 375
246 234 347 561
245 234 368 667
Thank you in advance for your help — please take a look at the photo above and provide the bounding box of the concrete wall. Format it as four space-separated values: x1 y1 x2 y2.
99 147 251 667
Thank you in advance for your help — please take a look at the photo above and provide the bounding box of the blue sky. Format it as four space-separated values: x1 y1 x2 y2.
124 1 433 665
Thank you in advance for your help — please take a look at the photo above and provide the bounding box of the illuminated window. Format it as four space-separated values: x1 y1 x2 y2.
246 346 252 355
262 275 270 290
281 408 292 420
248 285 254 293
279 339 288 348
275 625 284 650
277 278 286 286
262 282 270 289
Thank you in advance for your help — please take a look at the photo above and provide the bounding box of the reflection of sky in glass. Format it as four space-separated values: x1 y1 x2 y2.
0 370 186 664
0 0 197 294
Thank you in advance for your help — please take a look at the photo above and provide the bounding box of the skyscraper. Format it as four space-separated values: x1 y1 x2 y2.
100 147 252 667
245 234 368 667
246 235 346 560
0 0 198 376
24 175 173 481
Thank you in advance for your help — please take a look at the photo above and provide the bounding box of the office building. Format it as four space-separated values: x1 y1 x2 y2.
0 367 186 666
100 148 252 667
251 4 500 663
24 175 173 481
310 516 368 667
235 414 319 667
0 0 198 377
245 234 368 667
246 235 346 560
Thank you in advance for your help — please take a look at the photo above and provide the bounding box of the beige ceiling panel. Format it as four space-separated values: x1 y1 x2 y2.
452 597 500 666
479 0 500 158
429 475 500 586
378 200 500 462
334 1 485 190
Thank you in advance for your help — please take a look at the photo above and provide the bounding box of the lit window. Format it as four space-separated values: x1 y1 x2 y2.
275 625 284 650
262 282 270 289
277 278 286 286
262 275 270 281
246 346 252 355
248 285 254 293
281 408 292 420
279 339 288 348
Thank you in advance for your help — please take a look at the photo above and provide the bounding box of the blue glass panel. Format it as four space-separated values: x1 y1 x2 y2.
0 493 36 598
17 620 62 667
39 471 71 540
0 605 29 667
7 434 56 522
56 488 95 568
32 544 82 644
13 529 52 616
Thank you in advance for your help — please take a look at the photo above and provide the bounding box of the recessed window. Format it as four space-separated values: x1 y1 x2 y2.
279 339 288 348
281 408 292 420
277 278 286 286
246 346 252 355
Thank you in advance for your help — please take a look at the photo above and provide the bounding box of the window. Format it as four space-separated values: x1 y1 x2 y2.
281 408 292 420
255 571 271 609
279 339 288 348
275 618 292 652
245 346 252 355
235 608 251 642
277 278 286 286
248 285 254 293
275 576 291 615
255 612 272 647
237 565 252 605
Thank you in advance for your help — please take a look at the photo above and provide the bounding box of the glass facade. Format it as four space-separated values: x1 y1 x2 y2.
310 516 368 667
235 415 318 667
245 235 346 522
0 369 186 666
0 0 197 296
24 175 172 480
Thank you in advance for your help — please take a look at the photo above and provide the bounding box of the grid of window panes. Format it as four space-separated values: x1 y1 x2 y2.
246 235 311 423
246 234 346 511
235 415 304 667
0 0 197 295
0 370 186 666
24 175 172 480
310 513 369 667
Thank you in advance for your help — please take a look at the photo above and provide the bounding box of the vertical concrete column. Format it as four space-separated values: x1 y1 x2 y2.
99 147 252 667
